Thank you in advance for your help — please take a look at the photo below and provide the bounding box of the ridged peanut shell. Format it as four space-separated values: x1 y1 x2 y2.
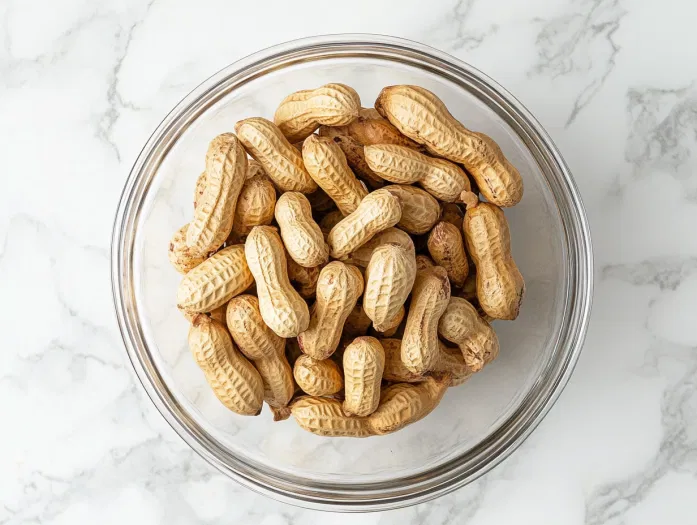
340 227 414 268
415 254 435 271
318 210 345 237
375 306 405 337
383 185 440 235
441 202 464 229
427 221 469 288
383 339 472 385
169 224 207 274
275 192 329 267
193 171 206 209
343 304 373 337
287 258 321 299
336 107 423 149
293 355 344 396
230 173 276 239
226 295 285 360
318 127 384 190
290 396 372 437
342 336 385 416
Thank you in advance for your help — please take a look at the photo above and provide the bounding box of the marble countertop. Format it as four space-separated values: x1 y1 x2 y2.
3 0 697 523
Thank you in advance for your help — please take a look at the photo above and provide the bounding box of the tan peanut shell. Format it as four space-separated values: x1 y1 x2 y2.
441 202 464 229
244 226 310 337
462 193 525 319
342 336 385 416
235 118 317 193
318 127 384 190
338 107 423 149
177 244 254 313
302 135 368 215
230 172 277 239
193 171 206 209
318 210 345 237
340 227 414 268
187 133 247 254
208 304 228 324
246 159 266 179
401 266 451 374
287 258 321 299
415 254 435 271
363 244 416 332
290 396 372 437
367 374 450 435
327 188 402 259
274 83 361 143
435 342 473 386
343 304 373 336
293 355 344 396
364 144 470 202
382 339 472 385
376 306 405 337
188 315 264 415
383 185 440 235
427 221 469 288
438 296 500 372
275 192 329 267
375 85 523 207
306 187 336 213
169 224 207 274
297 262 364 360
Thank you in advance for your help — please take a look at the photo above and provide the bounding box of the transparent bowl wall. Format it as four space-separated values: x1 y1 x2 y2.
112 35 592 511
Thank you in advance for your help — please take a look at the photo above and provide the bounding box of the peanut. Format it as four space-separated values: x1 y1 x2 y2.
318 127 384 190
401 266 451 374
383 339 472 385
383 185 440 235
229 171 276 241
285 337 304 367
274 83 361 143
177 244 254 313
318 210 344 237
376 305 405 337
462 192 524 319
343 303 373 336
293 354 344 396
297 262 364 359
367 374 450 435
246 159 266 179
208 303 228 324
187 133 247 254
275 192 329 267
440 202 464 230
460 271 477 301
363 244 416 332
302 135 368 215
438 296 499 372
327 188 402 259
244 226 310 337
342 336 385 416
415 254 435 271
340 227 414 268
336 107 423 149
188 315 263 415
306 187 336 214
375 85 523 207
287 258 321 299
193 171 206 209
427 221 469 288
169 224 207 274
435 342 473 386
365 144 470 202
235 118 317 193
290 396 372 437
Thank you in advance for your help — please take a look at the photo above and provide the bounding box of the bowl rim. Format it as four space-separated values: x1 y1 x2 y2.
111 33 593 512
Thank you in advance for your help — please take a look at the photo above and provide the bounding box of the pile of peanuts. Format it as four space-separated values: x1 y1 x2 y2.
171 84 524 437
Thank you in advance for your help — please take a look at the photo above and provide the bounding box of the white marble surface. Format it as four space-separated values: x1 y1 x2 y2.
2 0 696 522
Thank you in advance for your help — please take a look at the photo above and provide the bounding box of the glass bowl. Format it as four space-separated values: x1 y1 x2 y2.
111 34 592 512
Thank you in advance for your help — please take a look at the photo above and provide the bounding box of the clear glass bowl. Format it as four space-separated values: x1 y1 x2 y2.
111 34 592 512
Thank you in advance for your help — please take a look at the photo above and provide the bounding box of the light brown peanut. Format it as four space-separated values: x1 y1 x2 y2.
438 296 500 372
290 396 372 437
327 188 402 259
343 304 373 336
342 336 385 416
285 337 304 367
274 83 361 143
340 227 414 268
287 258 321 299
306 187 336 214
229 171 276 240
363 244 416 332
188 315 263 415
383 185 440 235
297 262 364 360
441 202 464 230
401 266 451 374
435 342 473 386
275 192 329 267
169 224 207 274
415 254 435 271
427 221 469 288
193 171 206 209
462 192 524 319
177 244 254 313
235 118 317 193
208 304 228 324
375 85 523 207
376 306 405 337
187 133 247 254
302 135 368 215
382 339 472 385
460 271 477 301
293 354 344 396
364 144 470 202
318 210 344 237
318 127 384 190
246 159 266 179
244 226 310 337
367 374 450 435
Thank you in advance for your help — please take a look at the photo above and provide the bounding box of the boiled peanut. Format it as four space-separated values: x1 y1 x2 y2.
438 296 499 372
427 221 469 288
375 85 523 207
275 192 329 267
363 244 416 332
415 254 435 271
290 396 372 437
169 224 207 274
327 188 402 259
177 244 254 313
383 185 440 235
340 227 414 268
235 118 317 193
244 226 310 337
376 306 405 337
302 135 368 215
287 258 321 299
364 144 470 202
274 83 361 143
297 262 364 360
187 133 247 254
188 315 263 415
401 266 451 374
342 336 385 416
229 171 276 240
293 355 344 396
343 303 373 336
462 192 524 319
